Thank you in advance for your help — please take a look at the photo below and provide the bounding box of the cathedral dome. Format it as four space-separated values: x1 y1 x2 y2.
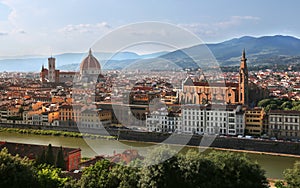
80 48 101 74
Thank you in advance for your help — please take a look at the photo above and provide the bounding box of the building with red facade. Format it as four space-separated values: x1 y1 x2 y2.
0 141 81 171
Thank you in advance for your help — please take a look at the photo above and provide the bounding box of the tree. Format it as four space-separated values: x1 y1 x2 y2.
275 181 286 188
36 148 46 165
0 147 77 188
258 99 272 107
79 159 112 188
45 144 55 166
56 146 66 170
0 148 38 188
282 161 300 188
18 107 24 114
206 151 269 188
265 103 278 112
281 101 293 110
138 145 182 188
107 164 140 188
138 147 269 188
292 101 300 108
36 164 69 188
177 150 220 188
292 104 300 111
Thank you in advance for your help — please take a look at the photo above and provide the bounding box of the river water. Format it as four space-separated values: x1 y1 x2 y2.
0 131 298 179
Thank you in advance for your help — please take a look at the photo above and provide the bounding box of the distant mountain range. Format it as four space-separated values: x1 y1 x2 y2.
158 35 300 69
0 51 169 72
2 35 300 72
212 35 300 65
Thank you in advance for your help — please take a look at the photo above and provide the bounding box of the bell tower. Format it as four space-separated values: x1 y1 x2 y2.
48 56 56 83
239 49 248 105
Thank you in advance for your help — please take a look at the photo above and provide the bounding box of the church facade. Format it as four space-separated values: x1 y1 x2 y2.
181 50 249 106
40 49 101 84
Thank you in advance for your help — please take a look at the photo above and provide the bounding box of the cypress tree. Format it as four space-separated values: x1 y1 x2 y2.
55 146 66 170
45 144 55 166
36 149 46 165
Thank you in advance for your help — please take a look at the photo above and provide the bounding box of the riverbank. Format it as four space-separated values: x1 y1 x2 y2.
1 125 300 159
0 127 115 140
110 129 300 156
0 129 297 179
1 123 300 157
118 138 300 159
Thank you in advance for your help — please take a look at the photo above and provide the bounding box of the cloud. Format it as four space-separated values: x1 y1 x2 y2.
178 16 260 38
7 7 17 25
59 22 111 34
0 2 11 21
215 16 260 28
0 29 26 36
1 0 17 25
11 28 25 34
233 16 260 20
0 32 8 36
178 23 217 37
0 0 25 35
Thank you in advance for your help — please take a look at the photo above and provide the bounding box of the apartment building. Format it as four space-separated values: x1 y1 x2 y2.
245 108 266 136
268 110 300 139
146 104 245 136
146 110 182 133
79 108 112 129
182 104 245 136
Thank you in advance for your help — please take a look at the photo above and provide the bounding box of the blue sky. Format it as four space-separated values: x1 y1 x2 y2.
0 0 299 56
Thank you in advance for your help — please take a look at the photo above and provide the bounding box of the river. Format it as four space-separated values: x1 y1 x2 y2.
0 131 298 179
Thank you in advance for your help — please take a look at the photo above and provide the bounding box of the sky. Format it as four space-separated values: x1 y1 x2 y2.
0 0 300 56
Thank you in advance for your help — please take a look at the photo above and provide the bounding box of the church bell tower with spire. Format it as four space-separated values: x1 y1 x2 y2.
239 49 248 105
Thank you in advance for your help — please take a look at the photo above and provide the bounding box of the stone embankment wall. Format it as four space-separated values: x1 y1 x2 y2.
1 123 300 155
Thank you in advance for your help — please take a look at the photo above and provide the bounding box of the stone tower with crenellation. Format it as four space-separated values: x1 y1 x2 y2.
48 57 56 83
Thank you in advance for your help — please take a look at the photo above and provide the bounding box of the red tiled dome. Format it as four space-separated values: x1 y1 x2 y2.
80 49 101 72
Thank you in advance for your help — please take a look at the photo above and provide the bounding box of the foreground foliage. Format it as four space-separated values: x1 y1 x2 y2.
0 148 73 188
0 148 38 188
0 146 270 188
276 161 300 188
80 146 269 188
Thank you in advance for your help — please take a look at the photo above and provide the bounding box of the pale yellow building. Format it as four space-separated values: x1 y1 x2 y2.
245 108 265 136
79 109 112 128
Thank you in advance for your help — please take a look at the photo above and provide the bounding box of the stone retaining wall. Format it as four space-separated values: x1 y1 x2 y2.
1 123 300 155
